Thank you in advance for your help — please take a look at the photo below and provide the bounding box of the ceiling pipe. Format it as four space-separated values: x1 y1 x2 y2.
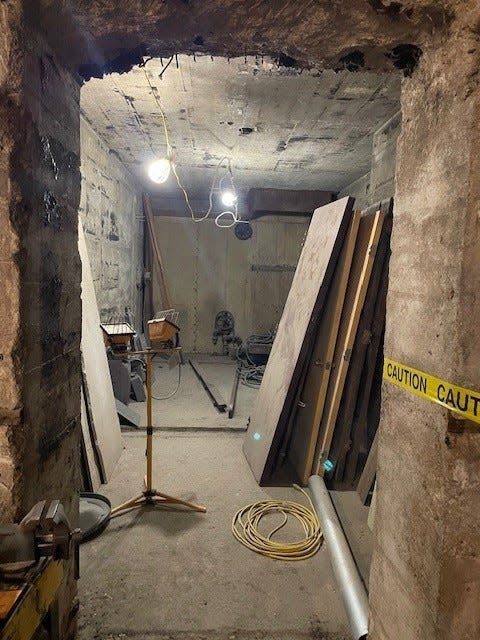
247 187 335 221
308 475 369 640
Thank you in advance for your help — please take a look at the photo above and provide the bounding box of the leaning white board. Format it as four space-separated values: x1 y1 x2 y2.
79 221 122 481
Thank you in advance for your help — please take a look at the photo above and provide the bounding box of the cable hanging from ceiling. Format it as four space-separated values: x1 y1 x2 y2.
142 60 250 229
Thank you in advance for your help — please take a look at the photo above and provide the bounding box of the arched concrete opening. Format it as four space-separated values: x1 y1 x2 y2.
0 2 479 639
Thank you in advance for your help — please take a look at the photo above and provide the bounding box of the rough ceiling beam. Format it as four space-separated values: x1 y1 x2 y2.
31 0 456 78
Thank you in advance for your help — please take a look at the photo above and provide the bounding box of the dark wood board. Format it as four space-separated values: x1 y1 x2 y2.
80 384 102 491
286 212 361 485
338 202 393 485
345 323 386 486
312 209 385 475
329 210 392 484
342 262 390 485
243 197 354 484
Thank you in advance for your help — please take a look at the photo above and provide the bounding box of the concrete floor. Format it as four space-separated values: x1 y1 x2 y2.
79 359 372 640
130 357 257 431
79 431 353 640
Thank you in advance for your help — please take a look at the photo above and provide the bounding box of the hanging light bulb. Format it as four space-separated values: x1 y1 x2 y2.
221 190 237 208
148 157 171 184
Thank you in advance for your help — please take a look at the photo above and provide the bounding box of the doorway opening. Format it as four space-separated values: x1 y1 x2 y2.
77 53 401 640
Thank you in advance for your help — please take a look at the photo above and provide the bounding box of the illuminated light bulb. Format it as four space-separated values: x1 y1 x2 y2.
148 158 171 184
221 190 237 207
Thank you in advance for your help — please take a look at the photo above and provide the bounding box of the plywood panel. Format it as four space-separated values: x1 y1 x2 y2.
251 217 308 334
287 212 361 484
153 216 198 349
225 228 251 343
79 222 122 481
250 220 281 333
243 198 354 484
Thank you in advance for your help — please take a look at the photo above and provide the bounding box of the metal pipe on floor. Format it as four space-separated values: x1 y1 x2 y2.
308 475 369 640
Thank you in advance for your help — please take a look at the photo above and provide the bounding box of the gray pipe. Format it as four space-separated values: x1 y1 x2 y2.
308 475 369 640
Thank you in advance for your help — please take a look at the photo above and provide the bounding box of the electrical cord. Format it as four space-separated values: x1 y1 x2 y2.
232 485 323 560
237 362 265 388
143 61 248 228
151 357 182 400
236 332 274 387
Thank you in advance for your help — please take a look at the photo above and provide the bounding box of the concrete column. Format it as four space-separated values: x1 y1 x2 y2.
369 13 480 640
0 5 82 636
0 0 22 522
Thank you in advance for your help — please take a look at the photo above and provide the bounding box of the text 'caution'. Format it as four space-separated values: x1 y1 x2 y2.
383 358 480 425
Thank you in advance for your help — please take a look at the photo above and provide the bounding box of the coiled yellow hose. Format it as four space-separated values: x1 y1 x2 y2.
232 484 323 560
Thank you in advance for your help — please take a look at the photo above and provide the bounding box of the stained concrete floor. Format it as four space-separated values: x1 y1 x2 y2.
79 359 370 640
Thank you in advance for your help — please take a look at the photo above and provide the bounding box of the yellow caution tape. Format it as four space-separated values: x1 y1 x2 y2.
383 357 480 425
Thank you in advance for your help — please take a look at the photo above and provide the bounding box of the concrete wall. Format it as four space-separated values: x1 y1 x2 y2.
369 17 480 640
339 110 401 210
0 10 81 637
152 215 309 352
79 116 144 330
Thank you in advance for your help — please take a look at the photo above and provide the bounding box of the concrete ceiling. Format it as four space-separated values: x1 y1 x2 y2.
81 55 400 201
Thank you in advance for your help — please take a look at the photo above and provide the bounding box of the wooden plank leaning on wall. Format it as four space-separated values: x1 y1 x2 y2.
243 197 354 484
285 211 361 485
312 209 385 476
143 193 172 311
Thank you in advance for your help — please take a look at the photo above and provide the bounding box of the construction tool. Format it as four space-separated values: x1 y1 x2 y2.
0 500 81 577
189 359 228 413
0 500 81 640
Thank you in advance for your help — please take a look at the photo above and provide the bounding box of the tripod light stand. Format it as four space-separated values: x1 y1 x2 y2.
111 348 207 517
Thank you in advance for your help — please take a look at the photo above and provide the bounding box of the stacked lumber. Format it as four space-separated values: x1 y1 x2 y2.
243 197 392 491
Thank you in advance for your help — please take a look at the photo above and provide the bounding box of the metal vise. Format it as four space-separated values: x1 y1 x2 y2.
0 500 81 577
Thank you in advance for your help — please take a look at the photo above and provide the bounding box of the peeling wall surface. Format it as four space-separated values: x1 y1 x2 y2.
0 8 82 637
0 0 21 523
79 116 144 329
37 0 450 76
152 215 308 352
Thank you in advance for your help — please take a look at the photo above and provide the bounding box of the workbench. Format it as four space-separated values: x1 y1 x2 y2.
0 559 63 640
